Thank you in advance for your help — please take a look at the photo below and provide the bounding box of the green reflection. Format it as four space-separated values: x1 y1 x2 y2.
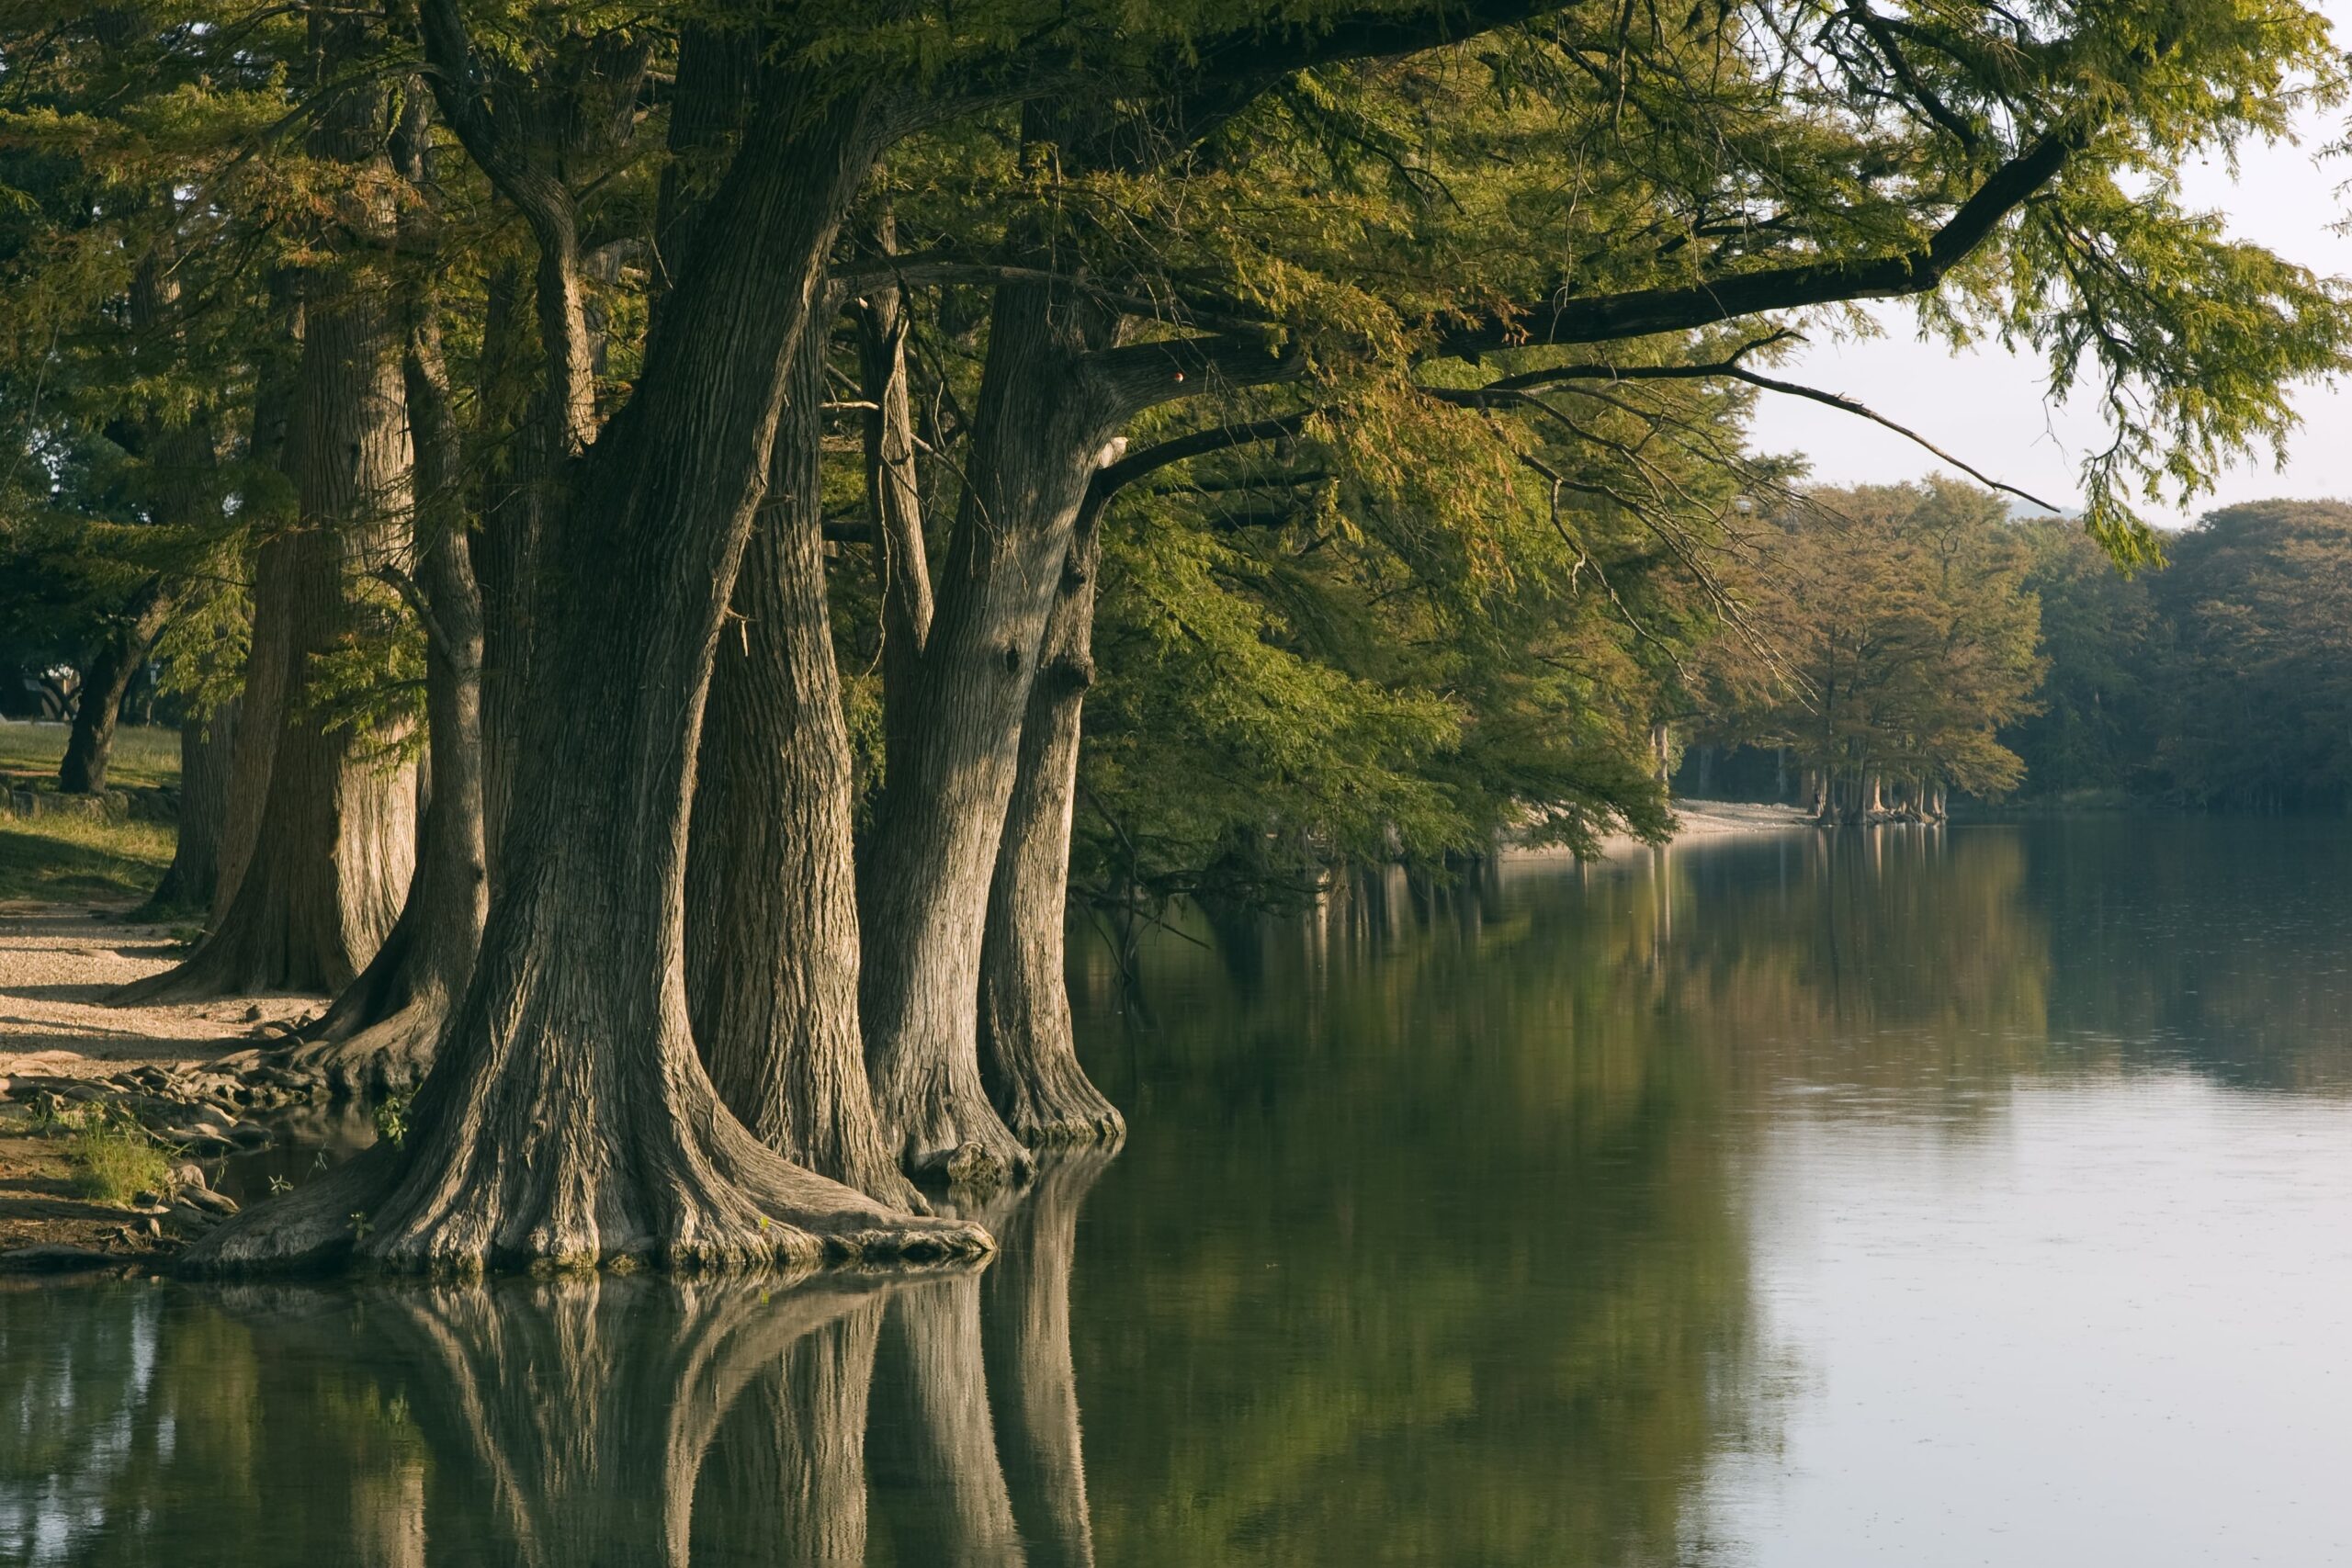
12 822 2352 1565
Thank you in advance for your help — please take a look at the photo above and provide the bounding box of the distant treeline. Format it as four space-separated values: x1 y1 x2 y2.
2010 498 2352 810
1683 492 2352 815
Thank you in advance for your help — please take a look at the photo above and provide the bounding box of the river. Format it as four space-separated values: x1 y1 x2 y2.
6 818 2352 1564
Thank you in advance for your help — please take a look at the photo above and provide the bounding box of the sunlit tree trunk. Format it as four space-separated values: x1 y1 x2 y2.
59 578 171 795
859 274 1127 1188
123 18 417 999
979 502 1124 1145
687 329 917 1209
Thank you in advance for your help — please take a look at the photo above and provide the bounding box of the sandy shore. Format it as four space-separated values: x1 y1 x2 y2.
0 901 311 1081
1510 797 1818 863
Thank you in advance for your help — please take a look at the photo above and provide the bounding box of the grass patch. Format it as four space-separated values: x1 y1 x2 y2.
0 813 175 905
62 1117 175 1207
0 721 181 789
42 1109 176 1213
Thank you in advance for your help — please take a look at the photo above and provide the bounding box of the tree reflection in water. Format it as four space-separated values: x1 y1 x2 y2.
0 1150 1117 1567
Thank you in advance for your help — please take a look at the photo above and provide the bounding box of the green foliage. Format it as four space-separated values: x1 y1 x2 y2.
1999 499 2352 809
369 1094 411 1151
59 1108 174 1206
1696 480 2045 800
2149 501 2352 807
2001 520 2162 797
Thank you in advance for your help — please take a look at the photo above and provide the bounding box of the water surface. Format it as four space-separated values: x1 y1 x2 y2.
8 818 2352 1564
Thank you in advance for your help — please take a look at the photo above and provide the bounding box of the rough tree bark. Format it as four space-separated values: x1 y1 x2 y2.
858 271 1130 1189
58 578 172 795
181 39 985 1275
686 329 917 1210
120 54 418 999
291 240 488 1097
978 500 1124 1145
141 697 235 914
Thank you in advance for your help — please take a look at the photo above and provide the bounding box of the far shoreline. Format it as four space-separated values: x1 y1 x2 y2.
1507 797 1821 863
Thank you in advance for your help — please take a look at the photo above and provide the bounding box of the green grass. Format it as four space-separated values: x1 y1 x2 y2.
0 813 175 905
64 1122 175 1206
0 721 182 789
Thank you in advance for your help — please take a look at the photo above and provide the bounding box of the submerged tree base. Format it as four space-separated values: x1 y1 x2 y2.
176 1136 992 1279
179 995 997 1278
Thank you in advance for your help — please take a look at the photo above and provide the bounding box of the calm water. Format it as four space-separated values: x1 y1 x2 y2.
9 818 2352 1565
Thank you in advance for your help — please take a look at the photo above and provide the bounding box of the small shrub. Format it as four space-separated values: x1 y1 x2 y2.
370 1093 410 1149
66 1123 174 1207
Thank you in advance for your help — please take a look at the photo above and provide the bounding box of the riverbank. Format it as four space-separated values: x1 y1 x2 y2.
0 897 324 1271
1510 797 1820 863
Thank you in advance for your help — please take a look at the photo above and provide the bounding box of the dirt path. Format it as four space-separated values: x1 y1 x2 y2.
0 901 312 1080
0 899 326 1269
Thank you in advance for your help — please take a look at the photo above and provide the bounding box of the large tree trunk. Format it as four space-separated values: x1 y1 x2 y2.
141 697 236 914
121 288 417 996
686 330 917 1210
978 507 1123 1146
183 71 986 1277
292 276 488 1098
121 21 416 1000
59 578 172 795
470 259 544 870
859 277 1126 1189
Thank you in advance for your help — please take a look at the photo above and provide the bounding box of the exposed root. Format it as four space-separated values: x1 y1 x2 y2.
888 1075 1037 1193
178 1088 992 1280
286 999 443 1100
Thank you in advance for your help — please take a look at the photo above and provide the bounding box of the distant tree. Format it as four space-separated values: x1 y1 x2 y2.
1697 480 2044 819
2151 500 2352 810
2003 519 2162 799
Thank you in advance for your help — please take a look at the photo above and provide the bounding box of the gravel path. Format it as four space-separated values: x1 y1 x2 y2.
0 902 312 1079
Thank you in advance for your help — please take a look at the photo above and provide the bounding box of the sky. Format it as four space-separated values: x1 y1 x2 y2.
1746 9 2352 531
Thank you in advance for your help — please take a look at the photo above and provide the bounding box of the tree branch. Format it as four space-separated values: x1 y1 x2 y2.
1433 118 2086 356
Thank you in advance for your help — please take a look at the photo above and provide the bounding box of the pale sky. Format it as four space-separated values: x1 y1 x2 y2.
1747 9 2352 531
